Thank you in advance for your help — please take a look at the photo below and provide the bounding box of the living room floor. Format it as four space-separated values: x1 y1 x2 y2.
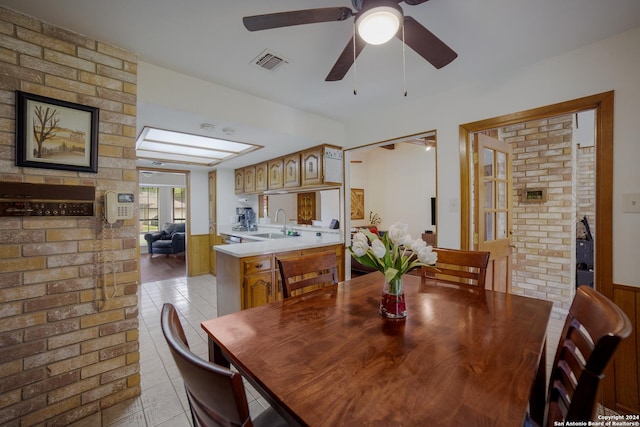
70 271 577 427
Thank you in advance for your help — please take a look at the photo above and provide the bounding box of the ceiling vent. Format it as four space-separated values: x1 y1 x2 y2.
252 49 289 71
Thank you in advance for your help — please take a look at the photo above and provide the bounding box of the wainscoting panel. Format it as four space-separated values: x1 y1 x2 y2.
610 284 640 414
187 234 211 276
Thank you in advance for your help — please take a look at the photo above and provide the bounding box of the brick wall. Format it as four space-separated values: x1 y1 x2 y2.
577 145 595 238
0 7 139 426
501 115 576 312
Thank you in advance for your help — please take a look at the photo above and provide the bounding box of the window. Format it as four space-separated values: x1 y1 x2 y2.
139 187 159 233
173 187 186 223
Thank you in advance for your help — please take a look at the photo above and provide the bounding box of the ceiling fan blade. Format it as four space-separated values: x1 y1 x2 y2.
243 7 353 31
325 35 367 81
400 16 457 69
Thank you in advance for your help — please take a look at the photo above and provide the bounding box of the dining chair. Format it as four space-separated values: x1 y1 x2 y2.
277 250 339 298
160 303 288 427
527 285 632 427
421 247 490 290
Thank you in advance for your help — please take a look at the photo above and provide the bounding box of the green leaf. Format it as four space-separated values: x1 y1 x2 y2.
384 267 399 283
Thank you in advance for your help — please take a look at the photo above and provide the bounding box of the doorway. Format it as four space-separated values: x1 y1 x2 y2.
344 131 438 278
138 168 189 282
460 92 614 308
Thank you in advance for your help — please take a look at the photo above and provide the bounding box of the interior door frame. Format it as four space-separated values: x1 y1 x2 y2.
459 91 614 300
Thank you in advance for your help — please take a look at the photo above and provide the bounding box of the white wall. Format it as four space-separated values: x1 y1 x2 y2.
216 169 238 228
344 27 640 287
189 170 209 235
349 144 436 238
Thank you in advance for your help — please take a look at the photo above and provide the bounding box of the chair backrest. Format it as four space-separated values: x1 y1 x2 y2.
546 285 632 426
421 247 490 290
160 303 253 427
277 250 339 298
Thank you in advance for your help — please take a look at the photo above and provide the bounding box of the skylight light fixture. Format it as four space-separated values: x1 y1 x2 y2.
135 127 261 167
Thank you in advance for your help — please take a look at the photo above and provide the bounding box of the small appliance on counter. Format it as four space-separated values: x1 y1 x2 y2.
232 207 257 231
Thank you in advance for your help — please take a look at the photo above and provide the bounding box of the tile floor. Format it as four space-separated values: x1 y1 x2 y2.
98 274 271 427
71 274 567 427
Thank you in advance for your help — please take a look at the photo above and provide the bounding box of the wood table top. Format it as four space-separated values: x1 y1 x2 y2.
201 272 552 427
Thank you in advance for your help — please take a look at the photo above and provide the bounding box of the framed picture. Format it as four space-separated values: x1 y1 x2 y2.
350 188 364 220
15 91 99 173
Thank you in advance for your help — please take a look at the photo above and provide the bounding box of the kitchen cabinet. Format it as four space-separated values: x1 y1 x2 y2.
268 159 284 190
283 154 300 188
234 169 244 194
301 147 322 186
255 162 268 192
235 144 342 195
241 255 274 309
243 166 256 193
216 243 344 314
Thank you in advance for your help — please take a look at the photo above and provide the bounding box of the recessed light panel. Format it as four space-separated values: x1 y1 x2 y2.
135 126 261 167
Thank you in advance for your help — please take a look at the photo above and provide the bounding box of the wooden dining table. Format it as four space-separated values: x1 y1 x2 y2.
201 272 553 427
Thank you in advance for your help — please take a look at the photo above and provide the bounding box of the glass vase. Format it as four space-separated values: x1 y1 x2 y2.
380 276 407 319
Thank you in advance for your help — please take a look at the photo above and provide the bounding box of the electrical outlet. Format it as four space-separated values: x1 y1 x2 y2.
623 193 640 213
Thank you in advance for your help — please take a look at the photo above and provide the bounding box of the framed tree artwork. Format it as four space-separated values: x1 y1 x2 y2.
350 188 364 220
15 91 99 173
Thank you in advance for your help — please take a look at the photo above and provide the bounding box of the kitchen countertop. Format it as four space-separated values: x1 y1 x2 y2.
215 225 344 258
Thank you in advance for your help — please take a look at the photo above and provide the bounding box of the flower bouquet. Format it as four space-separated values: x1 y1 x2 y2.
349 222 437 319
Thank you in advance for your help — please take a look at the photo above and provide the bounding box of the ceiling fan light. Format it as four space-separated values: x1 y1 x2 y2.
356 6 403 45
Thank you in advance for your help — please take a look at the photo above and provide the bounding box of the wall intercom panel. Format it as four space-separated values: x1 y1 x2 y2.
0 182 94 217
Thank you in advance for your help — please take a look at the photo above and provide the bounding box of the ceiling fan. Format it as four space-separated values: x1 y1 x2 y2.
243 0 457 82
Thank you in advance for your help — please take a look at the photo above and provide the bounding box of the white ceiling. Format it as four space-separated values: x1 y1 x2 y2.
2 0 640 170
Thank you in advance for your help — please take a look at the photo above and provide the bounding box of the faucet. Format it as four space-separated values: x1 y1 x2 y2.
275 208 287 234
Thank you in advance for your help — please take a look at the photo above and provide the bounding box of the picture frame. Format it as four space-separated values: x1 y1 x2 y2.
350 188 364 220
16 91 99 173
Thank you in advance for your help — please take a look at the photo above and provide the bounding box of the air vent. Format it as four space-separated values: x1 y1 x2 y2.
252 49 289 71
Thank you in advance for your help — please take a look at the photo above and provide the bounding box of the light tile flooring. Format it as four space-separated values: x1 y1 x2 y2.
77 274 567 427
98 275 270 427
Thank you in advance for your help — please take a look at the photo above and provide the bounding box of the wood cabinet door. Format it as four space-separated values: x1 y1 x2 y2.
243 271 273 309
234 169 244 194
283 154 300 188
301 147 323 186
255 163 268 192
243 166 256 193
268 159 284 190
297 192 316 225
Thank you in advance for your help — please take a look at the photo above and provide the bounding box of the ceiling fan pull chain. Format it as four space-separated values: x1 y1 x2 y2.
402 24 407 97
353 21 357 95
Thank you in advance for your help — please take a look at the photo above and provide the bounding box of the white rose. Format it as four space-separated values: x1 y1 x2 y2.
351 240 369 257
409 238 426 252
352 231 368 245
418 246 438 265
388 222 409 246
371 239 386 258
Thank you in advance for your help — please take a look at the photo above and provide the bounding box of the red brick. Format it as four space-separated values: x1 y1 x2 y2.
0 367 47 394
23 292 78 312
22 371 79 399
0 340 45 364
0 395 46 426
23 318 79 341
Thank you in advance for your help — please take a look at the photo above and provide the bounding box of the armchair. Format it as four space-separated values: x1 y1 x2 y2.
144 222 185 255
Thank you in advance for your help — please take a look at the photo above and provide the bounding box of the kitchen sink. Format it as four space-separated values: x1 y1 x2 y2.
252 232 295 239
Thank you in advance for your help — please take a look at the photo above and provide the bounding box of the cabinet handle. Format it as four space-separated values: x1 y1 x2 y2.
256 263 263 269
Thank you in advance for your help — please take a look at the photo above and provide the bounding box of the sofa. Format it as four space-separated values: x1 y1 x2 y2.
144 222 186 255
